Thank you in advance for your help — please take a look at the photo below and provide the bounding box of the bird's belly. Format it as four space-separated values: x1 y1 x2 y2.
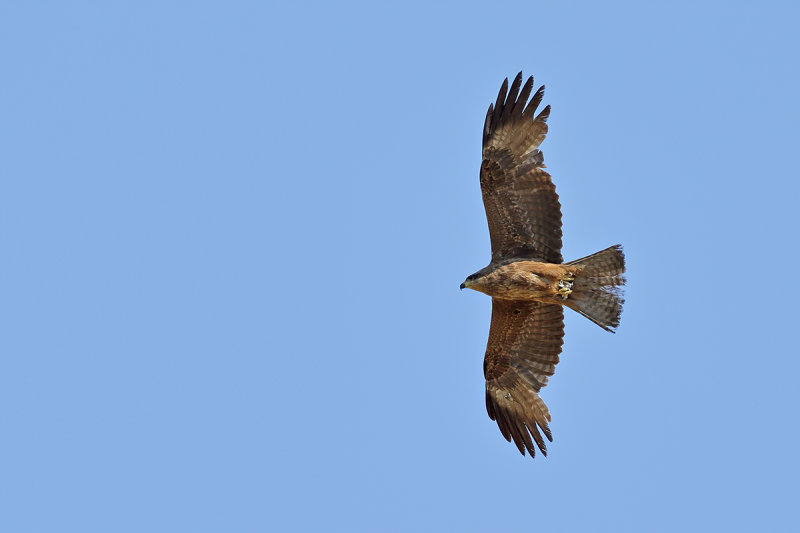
486 285 553 301
482 272 555 301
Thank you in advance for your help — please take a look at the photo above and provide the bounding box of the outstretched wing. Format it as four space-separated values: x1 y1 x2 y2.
484 299 565 457
481 72 563 264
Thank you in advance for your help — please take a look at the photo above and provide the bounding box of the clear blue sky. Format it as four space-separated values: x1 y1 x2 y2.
2 1 799 532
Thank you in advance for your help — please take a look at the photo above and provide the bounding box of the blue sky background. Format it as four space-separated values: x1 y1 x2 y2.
2 1 799 532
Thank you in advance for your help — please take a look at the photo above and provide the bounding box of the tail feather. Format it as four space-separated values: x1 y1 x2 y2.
564 245 626 332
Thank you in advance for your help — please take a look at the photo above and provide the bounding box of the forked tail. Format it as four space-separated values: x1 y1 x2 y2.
564 245 626 332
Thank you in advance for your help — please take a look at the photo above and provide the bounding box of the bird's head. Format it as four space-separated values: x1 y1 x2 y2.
460 271 485 292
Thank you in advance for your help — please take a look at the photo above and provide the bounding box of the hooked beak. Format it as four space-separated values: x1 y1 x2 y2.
460 283 466 290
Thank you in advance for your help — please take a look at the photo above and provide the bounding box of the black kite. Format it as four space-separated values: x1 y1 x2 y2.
461 73 626 458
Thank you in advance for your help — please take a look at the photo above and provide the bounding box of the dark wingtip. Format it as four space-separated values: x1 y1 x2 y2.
537 104 551 123
503 74 523 117
512 76 535 118
493 77 509 119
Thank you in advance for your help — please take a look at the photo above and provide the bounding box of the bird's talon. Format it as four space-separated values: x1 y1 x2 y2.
557 275 574 299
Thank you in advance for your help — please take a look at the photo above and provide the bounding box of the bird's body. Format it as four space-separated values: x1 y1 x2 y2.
464 261 576 302
461 73 626 459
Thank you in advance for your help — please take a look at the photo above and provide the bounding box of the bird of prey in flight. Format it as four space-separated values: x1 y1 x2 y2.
461 73 626 458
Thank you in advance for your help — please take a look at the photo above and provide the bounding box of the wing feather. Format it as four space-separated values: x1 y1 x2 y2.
502 72 523 119
481 73 562 264
523 85 545 119
493 78 508 118
512 76 534 119
484 299 564 458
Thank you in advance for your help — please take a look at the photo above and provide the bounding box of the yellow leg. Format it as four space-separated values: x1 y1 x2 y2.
557 272 574 299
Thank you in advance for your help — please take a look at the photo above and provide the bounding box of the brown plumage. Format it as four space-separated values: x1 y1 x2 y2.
461 73 626 458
